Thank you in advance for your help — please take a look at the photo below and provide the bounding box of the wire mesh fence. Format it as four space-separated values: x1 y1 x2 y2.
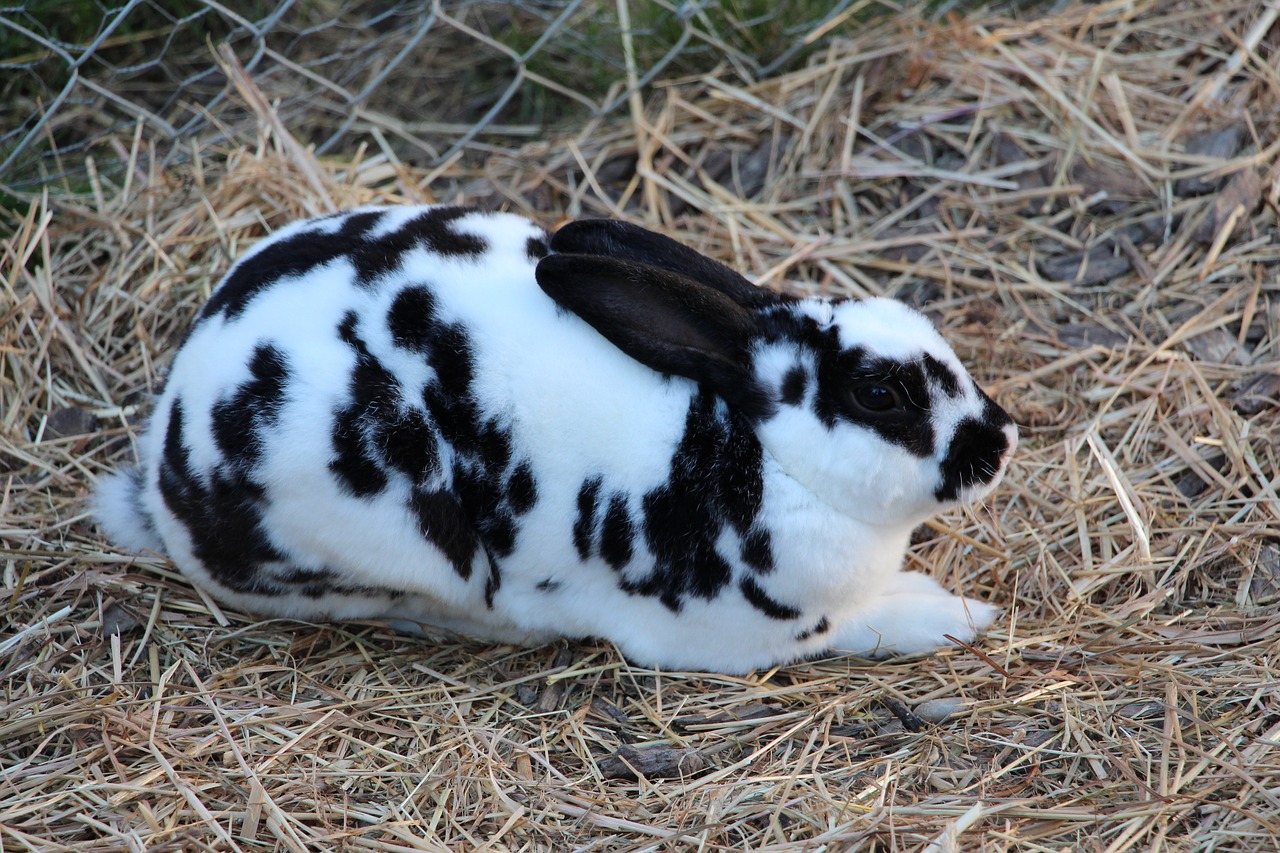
0 0 870 195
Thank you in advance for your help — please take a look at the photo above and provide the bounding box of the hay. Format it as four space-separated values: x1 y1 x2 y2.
4 0 1279 849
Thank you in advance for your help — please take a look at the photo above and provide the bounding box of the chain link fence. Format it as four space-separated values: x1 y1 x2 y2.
0 0 878 195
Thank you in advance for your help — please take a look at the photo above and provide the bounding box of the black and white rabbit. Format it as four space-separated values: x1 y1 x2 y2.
95 205 1017 674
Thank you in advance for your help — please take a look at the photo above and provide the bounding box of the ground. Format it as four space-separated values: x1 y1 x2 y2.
3 0 1279 850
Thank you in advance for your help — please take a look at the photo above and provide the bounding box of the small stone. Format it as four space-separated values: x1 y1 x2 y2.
915 697 967 724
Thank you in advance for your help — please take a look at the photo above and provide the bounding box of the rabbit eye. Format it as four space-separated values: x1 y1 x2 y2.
850 383 903 413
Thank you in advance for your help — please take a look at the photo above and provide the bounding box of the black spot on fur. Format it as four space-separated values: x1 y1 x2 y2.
122 467 160 544
387 285 439 353
780 366 807 405
739 576 801 621
508 461 537 514
812 340 936 459
272 567 407 601
536 578 560 592
526 235 550 260
484 559 501 608
421 325 480 454
389 293 536 589
740 527 774 573
378 408 440 486
158 399 287 594
328 403 389 497
623 390 766 612
200 211 383 321
935 398 1013 502
477 420 513 474
923 354 962 398
600 493 635 570
718 411 765 535
409 487 477 579
403 206 488 258
352 207 488 286
199 207 487 323
573 477 603 561
329 312 405 497
331 311 447 493
795 616 830 642
210 343 289 467
452 459 515 558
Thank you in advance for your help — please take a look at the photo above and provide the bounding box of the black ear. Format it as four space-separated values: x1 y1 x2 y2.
548 219 772 308
536 253 774 418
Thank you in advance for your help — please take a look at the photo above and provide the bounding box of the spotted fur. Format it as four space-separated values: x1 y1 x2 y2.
94 206 1017 674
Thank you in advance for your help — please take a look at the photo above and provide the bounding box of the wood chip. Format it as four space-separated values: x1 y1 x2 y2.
1054 321 1131 350
675 702 785 729
1175 126 1245 196
1184 328 1250 365
1174 453 1228 500
1250 541 1280 604
100 601 142 636
1249 540 1280 601
599 744 709 780
44 405 98 439
535 646 577 712
1232 372 1280 415
882 695 924 733
1068 159 1148 212
1192 167 1263 244
1038 243 1132 285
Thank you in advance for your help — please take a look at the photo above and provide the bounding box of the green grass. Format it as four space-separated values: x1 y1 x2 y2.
497 0 874 120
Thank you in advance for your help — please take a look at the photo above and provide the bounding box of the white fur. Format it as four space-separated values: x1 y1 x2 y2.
95 206 1015 674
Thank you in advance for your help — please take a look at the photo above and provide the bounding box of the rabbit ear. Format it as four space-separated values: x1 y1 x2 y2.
536 253 774 418
548 219 771 308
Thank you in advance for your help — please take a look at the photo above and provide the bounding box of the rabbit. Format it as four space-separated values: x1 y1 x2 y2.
94 205 1017 674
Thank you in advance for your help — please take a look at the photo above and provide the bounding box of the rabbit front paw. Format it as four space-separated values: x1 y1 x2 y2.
829 573 999 657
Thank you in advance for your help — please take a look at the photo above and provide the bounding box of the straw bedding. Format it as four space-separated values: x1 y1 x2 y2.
4 0 1279 849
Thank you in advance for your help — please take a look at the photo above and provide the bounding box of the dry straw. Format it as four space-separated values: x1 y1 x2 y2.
4 0 1279 850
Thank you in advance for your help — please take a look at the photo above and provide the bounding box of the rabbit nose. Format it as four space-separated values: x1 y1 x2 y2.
933 409 1016 503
